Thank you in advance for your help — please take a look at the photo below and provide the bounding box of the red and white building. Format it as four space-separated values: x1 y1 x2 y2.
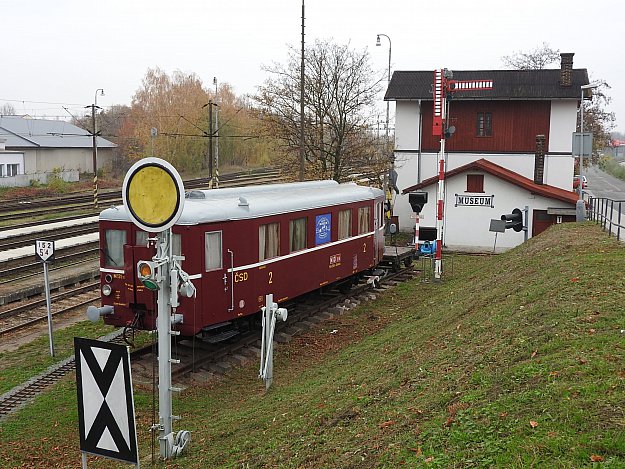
385 53 590 250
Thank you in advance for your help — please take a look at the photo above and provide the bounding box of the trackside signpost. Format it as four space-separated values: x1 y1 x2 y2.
35 239 55 356
75 338 139 467
122 157 193 460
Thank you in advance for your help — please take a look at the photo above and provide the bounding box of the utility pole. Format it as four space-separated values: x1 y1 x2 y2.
91 103 98 208
89 88 104 208
208 100 213 187
299 0 305 181
214 77 220 188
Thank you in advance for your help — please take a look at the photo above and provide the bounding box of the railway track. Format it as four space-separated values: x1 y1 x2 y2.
0 282 100 336
135 265 419 381
0 264 418 420
0 168 284 224
0 223 98 252
0 251 98 286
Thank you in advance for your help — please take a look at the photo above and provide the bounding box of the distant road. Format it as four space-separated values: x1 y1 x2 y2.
584 165 625 201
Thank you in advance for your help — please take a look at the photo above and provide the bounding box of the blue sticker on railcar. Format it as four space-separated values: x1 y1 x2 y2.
315 214 332 245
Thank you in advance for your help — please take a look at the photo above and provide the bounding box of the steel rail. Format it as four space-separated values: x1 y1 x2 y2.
0 282 99 322
0 263 416 420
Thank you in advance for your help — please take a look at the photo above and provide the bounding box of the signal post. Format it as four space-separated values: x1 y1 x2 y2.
122 158 193 459
431 70 493 280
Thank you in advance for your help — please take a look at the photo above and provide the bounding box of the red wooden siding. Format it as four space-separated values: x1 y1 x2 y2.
421 101 551 153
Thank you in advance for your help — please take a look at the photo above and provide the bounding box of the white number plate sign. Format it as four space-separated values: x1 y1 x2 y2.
35 240 55 263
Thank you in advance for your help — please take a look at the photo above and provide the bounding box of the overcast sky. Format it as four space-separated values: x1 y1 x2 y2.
1 0 623 134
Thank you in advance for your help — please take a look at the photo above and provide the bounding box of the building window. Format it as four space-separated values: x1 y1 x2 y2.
6 164 19 176
476 112 492 137
205 231 222 271
259 222 280 261
466 174 484 193
358 206 370 234
338 209 352 240
0 165 4 177
289 217 307 252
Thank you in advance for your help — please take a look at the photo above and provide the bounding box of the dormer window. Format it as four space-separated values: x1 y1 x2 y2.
476 112 492 137
466 174 484 193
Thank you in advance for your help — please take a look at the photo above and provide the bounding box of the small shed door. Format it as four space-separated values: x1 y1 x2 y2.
532 210 575 236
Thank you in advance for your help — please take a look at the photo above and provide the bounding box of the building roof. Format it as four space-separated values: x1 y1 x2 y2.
385 68 589 101
402 158 579 206
0 116 116 149
101 180 384 225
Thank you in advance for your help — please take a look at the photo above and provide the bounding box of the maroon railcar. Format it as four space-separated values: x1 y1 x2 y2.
97 180 386 338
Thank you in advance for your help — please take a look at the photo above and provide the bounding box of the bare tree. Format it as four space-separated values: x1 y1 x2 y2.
255 39 385 182
502 42 561 70
0 103 16 115
580 82 615 153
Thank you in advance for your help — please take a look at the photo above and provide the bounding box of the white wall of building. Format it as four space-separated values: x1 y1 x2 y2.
22 147 114 173
0 152 25 177
549 101 578 153
408 170 574 251
394 101 421 151
392 151 574 234
391 99 577 235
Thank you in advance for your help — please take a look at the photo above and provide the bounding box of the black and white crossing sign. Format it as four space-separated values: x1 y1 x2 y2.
74 338 138 464
35 240 55 263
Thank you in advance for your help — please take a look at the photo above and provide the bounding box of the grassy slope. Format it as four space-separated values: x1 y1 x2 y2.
1 222 624 467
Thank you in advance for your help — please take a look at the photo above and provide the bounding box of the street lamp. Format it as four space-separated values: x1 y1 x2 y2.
376 34 391 142
92 88 104 208
578 82 600 201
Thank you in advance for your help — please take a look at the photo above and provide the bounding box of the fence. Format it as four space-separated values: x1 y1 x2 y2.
0 170 79 188
587 196 625 241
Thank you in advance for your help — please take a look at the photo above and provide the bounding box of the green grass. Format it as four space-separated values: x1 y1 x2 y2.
1 222 624 467
599 156 625 181
0 321 113 394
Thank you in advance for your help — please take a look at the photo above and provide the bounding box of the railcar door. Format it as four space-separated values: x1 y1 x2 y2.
373 201 383 265
200 229 233 326
129 230 157 327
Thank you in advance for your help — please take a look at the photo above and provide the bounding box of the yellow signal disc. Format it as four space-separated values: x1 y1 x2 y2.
122 158 185 232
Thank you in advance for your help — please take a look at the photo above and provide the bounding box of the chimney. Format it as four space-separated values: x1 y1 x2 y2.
0 138 6 151
534 135 546 185
560 52 574 87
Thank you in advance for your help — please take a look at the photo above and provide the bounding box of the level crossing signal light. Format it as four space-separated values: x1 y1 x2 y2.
408 191 428 213
501 208 523 232
137 260 159 291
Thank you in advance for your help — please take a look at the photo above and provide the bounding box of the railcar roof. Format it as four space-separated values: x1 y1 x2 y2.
100 180 384 226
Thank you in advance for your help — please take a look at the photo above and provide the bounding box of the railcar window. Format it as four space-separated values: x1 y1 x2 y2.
358 207 371 234
104 229 126 267
205 231 222 271
136 231 148 246
259 222 280 261
338 209 352 240
289 217 307 252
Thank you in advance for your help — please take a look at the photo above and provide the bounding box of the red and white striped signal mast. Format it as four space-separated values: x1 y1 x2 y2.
432 70 493 280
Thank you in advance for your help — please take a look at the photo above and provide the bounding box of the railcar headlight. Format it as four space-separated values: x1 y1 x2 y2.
105 274 113 283
102 284 112 296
